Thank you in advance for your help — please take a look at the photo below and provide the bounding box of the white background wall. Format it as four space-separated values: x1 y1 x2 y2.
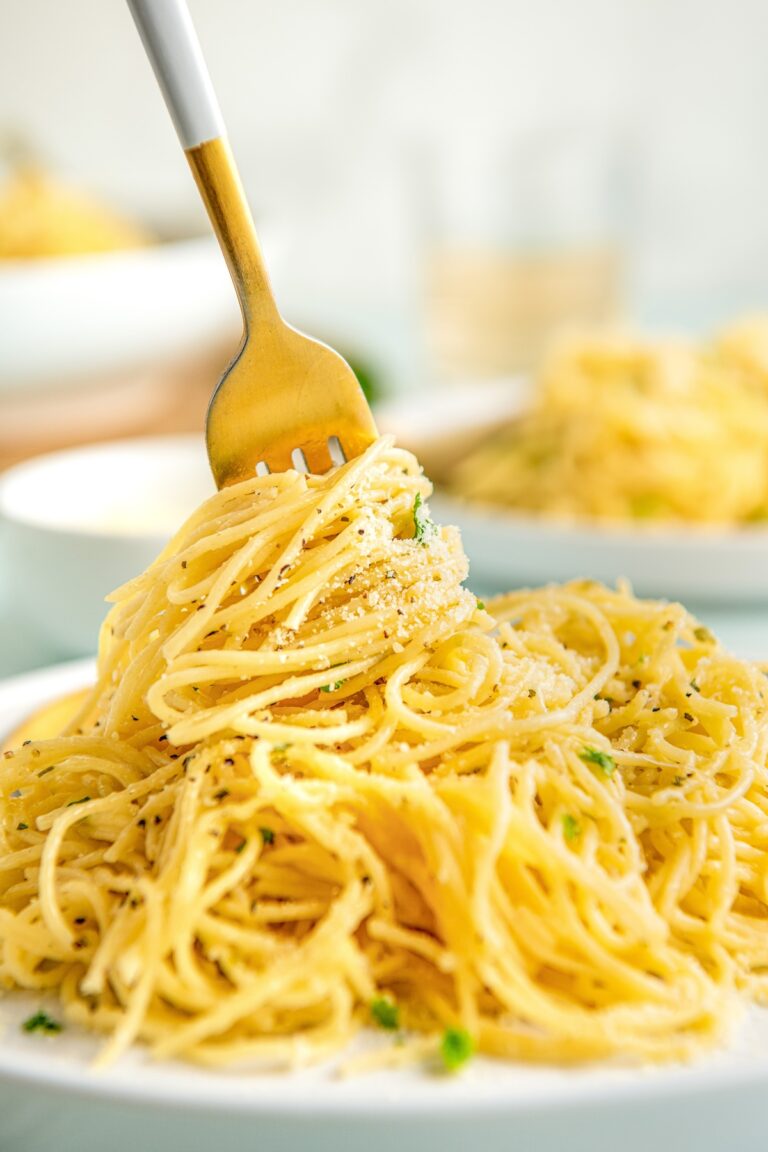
2 0 767 380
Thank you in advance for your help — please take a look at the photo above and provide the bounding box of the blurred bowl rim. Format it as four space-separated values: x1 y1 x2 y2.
0 235 240 392
0 434 211 543
0 232 216 278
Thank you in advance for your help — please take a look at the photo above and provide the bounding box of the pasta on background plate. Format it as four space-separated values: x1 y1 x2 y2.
0 166 150 259
452 318 768 525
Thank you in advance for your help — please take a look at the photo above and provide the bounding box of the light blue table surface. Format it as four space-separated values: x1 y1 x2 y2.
0 557 71 682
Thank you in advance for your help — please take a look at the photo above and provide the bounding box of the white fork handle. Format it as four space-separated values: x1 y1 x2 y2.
127 0 224 149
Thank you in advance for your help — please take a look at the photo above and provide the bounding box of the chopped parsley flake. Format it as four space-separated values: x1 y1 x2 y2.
259 826 275 845
579 747 617 777
476 600 486 611
16 822 28 831
630 493 666 519
66 796 91 807
320 680 344 693
234 839 247 854
440 1027 473 1072
23 1011 62 1035
693 626 714 644
562 814 580 842
370 996 399 1031
413 493 437 545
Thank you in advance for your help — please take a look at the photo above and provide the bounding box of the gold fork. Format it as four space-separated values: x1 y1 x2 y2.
128 0 377 487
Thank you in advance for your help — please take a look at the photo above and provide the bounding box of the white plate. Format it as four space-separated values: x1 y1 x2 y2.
2 662 768 1152
378 383 768 604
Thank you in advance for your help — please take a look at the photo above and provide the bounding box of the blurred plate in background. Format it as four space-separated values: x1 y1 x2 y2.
431 494 768 604
379 382 768 604
376 378 529 478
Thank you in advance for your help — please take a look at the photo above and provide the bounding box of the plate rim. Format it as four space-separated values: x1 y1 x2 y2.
430 491 768 547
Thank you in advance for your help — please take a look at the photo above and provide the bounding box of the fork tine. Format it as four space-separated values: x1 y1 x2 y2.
290 447 310 473
327 436 347 466
300 442 335 475
260 446 296 475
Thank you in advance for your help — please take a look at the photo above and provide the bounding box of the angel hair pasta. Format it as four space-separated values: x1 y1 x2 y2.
2 437 768 1071
451 320 768 524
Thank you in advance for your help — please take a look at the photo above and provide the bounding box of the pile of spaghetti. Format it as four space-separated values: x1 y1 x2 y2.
0 165 149 259
2 437 768 1071
451 317 768 524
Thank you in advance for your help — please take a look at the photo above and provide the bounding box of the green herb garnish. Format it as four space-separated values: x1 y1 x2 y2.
23 1011 62 1035
693 626 714 644
347 355 382 406
440 1027 473 1072
234 839 247 854
476 600 486 611
320 680 344 693
562 814 580 842
370 996 400 1031
16 822 28 831
629 493 666 519
66 796 90 807
579 747 616 777
259 826 275 845
413 493 437 545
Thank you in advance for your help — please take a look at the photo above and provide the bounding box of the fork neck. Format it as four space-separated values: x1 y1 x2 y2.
186 136 280 331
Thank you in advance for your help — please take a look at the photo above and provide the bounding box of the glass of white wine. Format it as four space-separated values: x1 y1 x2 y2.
421 126 634 382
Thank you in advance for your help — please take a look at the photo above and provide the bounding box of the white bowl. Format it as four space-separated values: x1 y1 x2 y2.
0 237 239 393
0 437 213 658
